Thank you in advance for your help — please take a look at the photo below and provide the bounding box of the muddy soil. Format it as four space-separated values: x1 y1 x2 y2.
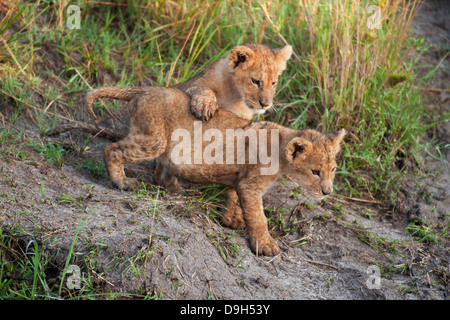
0 0 449 300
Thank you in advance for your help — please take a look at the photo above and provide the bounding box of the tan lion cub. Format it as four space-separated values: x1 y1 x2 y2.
89 87 345 256
88 43 293 122
177 43 293 121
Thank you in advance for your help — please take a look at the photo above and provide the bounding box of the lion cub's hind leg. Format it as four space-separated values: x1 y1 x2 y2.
154 160 184 193
104 133 166 190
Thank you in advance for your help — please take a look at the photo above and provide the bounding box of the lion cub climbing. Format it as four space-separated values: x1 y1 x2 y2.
88 43 293 122
88 87 345 256
177 43 293 121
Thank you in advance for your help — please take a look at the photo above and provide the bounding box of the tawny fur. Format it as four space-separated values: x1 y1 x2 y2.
87 43 293 122
88 86 346 256
86 43 293 191
176 43 293 120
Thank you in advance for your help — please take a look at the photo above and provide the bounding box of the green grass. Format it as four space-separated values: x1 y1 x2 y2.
0 227 68 300
76 159 107 178
208 231 243 266
404 218 440 244
353 225 402 257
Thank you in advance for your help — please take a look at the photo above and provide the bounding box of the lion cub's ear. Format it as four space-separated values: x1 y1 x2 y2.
285 137 313 164
274 45 293 72
229 46 255 70
329 129 347 154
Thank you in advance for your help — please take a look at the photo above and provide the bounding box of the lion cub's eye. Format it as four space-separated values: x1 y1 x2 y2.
252 78 261 87
332 167 337 172
272 81 277 86
312 170 320 176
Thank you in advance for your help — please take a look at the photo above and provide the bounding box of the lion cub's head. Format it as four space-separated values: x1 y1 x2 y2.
228 43 293 115
285 129 346 200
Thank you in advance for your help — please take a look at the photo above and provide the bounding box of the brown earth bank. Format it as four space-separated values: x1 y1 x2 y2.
0 0 449 300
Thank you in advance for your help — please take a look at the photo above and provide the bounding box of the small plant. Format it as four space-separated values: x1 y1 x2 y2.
405 219 439 244
0 228 57 299
369 260 409 277
265 206 295 234
0 128 28 161
352 225 402 257
399 281 419 295
208 231 242 265
76 159 107 178
30 142 66 168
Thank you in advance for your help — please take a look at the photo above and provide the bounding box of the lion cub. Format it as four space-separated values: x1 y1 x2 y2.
89 87 345 256
88 43 293 122
176 43 293 121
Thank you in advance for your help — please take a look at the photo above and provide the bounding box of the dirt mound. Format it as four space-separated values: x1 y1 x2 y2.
1 145 448 299
1 0 449 300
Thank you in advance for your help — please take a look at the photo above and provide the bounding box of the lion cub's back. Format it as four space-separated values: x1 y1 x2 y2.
132 87 190 117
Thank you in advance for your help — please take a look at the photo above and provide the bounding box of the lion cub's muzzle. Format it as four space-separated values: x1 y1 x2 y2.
249 101 273 115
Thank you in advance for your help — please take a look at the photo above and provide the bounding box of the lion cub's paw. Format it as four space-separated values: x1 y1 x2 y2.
163 180 184 193
114 178 140 191
190 92 218 121
251 236 281 256
222 207 245 230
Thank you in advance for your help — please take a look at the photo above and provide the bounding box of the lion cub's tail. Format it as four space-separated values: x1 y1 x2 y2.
86 87 148 121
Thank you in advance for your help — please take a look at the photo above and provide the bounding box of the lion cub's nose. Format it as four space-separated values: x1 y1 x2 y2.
259 100 268 108
322 189 331 196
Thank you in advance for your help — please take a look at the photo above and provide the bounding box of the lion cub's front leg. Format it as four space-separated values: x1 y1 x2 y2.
236 181 280 256
185 86 218 121
222 189 245 229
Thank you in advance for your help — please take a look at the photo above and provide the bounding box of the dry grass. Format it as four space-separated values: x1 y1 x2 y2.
296 0 420 128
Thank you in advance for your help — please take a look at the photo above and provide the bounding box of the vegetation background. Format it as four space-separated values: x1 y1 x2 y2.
0 0 448 300
1 0 443 200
